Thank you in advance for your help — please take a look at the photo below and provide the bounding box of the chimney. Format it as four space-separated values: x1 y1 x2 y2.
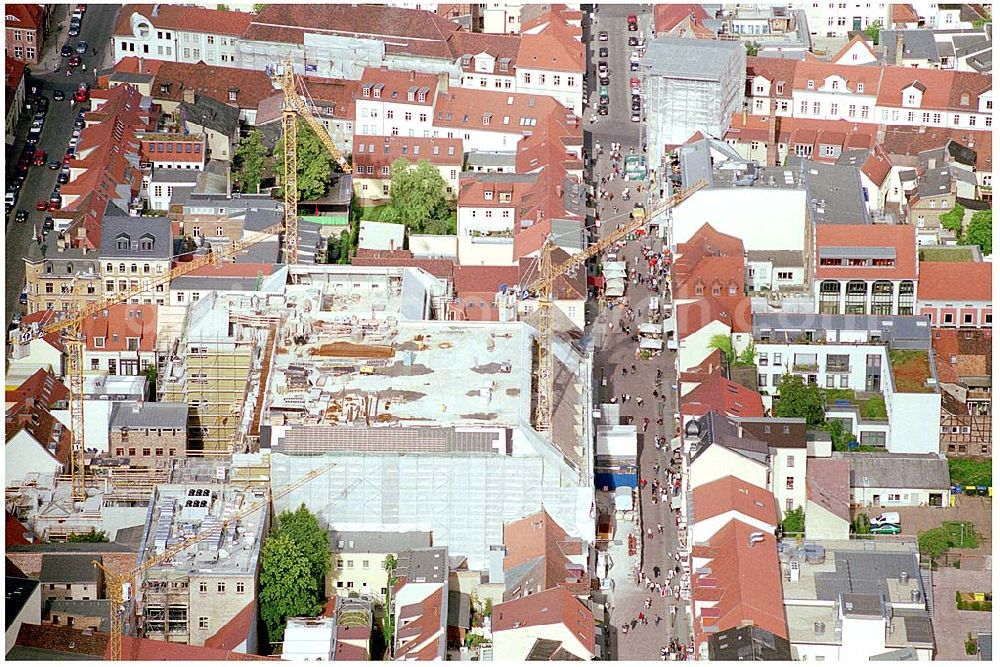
766 99 779 166
437 71 449 94
183 88 195 105
895 32 904 64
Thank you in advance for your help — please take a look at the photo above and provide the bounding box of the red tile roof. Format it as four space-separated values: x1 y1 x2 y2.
114 635 276 661
654 4 710 33
815 224 917 281
353 135 463 171
395 587 445 661
433 86 579 135
5 398 72 469
692 475 780 527
790 60 883 97
17 310 66 351
502 510 590 597
493 586 595 657
5 369 69 408
861 144 893 185
515 19 584 73
806 458 851 522
917 261 992 302
448 31 521 74
357 66 438 106
205 601 256 652
745 57 798 99
6 57 26 111
673 256 745 300
725 114 878 156
519 247 587 301
451 265 519 321
6 511 32 546
681 371 765 419
114 4 252 37
675 223 745 272
5 4 44 31
930 328 992 384
15 624 107 658
111 55 164 77
692 520 788 651
876 68 992 112
880 126 992 173
248 4 460 58
678 349 725 385
891 3 920 24
676 296 753 340
151 61 275 110
80 304 158 352
351 252 455 280
300 76 359 120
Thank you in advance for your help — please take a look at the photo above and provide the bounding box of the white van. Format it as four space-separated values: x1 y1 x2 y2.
869 512 900 527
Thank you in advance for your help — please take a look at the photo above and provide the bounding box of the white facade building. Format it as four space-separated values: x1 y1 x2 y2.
804 2 890 37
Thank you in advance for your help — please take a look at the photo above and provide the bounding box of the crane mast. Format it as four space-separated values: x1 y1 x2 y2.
273 58 348 265
528 179 707 431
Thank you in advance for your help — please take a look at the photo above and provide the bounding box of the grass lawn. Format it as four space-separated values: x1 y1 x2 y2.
862 395 887 420
359 205 391 221
888 349 934 393
949 457 992 487
942 521 980 549
919 247 975 262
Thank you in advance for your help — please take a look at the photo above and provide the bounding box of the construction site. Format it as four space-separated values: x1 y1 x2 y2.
152 263 596 571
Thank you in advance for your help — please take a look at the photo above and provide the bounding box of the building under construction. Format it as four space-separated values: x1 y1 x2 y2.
260 267 595 571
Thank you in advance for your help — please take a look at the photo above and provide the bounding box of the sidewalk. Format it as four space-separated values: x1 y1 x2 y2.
36 5 71 74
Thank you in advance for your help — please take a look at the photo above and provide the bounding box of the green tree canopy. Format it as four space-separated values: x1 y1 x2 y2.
745 41 761 56
66 528 108 542
775 374 825 426
917 527 952 563
234 129 267 194
964 209 991 256
381 159 454 234
259 532 322 645
276 504 331 593
735 340 757 366
708 333 735 365
781 506 805 534
863 20 882 45
939 203 966 234
273 119 334 202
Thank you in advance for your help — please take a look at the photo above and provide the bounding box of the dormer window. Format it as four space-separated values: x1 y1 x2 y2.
139 234 154 251
857 82 864 93
228 89 238 102
807 80 814 90
362 85 371 98
499 58 509 72
116 234 130 250
418 89 427 103
373 85 382 99
159 83 170 95
831 80 839 90
776 83 784 94
461 55 471 67
907 94 916 104
960 92 970 106
484 190 494 200
482 113 492 126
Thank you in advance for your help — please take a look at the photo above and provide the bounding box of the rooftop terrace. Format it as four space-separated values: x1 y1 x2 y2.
888 349 936 393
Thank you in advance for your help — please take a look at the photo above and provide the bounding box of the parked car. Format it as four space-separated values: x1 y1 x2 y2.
627 14 638 30
76 40 88 55
36 200 49 211
19 290 28 305
73 87 89 103
57 171 70 184
599 46 609 58
599 75 610 86
33 149 46 166
630 61 640 72
598 104 609 115
870 512 901 527
47 199 62 211
870 524 902 535
598 61 609 76
69 54 81 67
75 3 87 13
599 93 609 105
53 89 65 101
48 160 61 170
61 44 74 57
68 23 80 36
628 35 639 46
631 99 641 112
14 209 28 224
631 111 641 122
43 216 55 231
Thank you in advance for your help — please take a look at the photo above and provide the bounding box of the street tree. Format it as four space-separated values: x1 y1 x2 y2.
708 334 735 365
276 503 331 593
964 209 991 256
259 532 321 644
939 203 965 235
381 159 454 234
234 129 267 194
863 20 882 45
273 119 334 202
775 374 826 426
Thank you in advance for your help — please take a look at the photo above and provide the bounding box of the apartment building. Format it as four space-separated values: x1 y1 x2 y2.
139 133 207 170
137 483 264 649
113 4 250 65
814 224 917 316
39 555 104 612
515 20 584 115
932 327 991 457
98 217 172 304
451 32 519 92
108 402 188 466
392 548 448 661
149 60 275 125
82 305 158 377
327 530 431 598
352 135 463 205
492 587 596 661
917 261 992 328
354 68 438 138
5 4 48 64
22 233 102 316
752 313 941 453
803 1 889 37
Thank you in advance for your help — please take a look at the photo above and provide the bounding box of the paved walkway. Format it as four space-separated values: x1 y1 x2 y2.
930 567 993 660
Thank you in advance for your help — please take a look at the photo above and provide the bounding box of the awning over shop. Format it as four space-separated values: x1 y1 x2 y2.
639 323 661 335
640 338 663 350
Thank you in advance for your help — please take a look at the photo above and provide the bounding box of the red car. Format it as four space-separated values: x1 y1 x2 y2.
47 200 62 211
35 200 49 211
68 55 81 67
32 149 46 166
627 14 638 30
75 3 86 12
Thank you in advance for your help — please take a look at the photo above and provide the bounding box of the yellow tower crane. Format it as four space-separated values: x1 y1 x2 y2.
95 461 336 661
273 58 348 264
37 223 286 500
523 180 708 431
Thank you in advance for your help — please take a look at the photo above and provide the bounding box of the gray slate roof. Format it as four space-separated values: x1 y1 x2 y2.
39 554 101 583
48 599 111 631
753 314 932 350
812 548 924 603
881 30 941 63
690 412 770 464
6 577 39 630
109 401 188 430
329 530 432 554
395 547 447 584
180 94 240 136
838 452 951 490
707 625 793 661
99 216 172 260
151 167 200 184
642 36 743 79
